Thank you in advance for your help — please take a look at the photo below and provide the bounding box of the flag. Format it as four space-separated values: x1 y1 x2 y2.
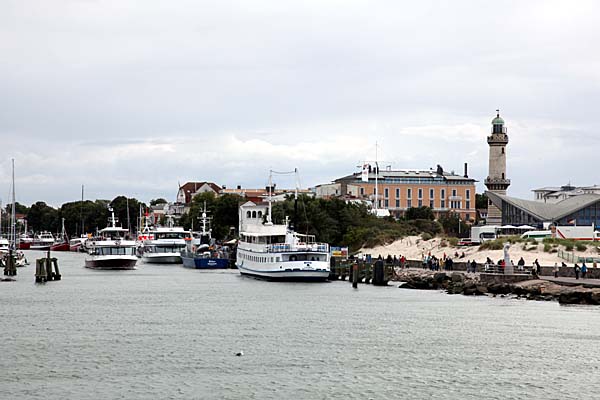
361 164 369 182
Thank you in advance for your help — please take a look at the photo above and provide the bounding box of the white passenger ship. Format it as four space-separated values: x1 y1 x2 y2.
85 209 137 270
236 172 330 281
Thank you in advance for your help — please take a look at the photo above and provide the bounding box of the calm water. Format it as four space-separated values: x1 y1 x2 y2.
2 251 600 399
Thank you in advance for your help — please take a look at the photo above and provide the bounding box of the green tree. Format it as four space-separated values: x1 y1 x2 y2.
109 196 146 232
405 206 435 220
476 193 488 210
27 201 59 232
150 198 168 206
187 192 242 239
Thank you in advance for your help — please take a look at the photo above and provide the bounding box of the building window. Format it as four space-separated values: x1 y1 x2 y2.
395 188 400 198
441 189 446 208
418 200 423 207
407 199 412 208
466 201 471 209
395 199 400 208
429 200 434 208
429 188 434 199
502 147 505 154
373 187 376 195
384 199 389 208
407 188 412 198
466 189 470 199
418 188 423 199
360 187 365 196
466 213 470 221
384 188 389 198
452 189 457 197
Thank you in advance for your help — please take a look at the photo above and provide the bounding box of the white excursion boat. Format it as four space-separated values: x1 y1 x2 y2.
140 220 191 264
85 208 137 270
30 231 56 250
236 170 330 281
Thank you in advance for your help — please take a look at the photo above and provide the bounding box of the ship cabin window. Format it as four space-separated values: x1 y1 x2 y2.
258 211 263 218
252 211 257 218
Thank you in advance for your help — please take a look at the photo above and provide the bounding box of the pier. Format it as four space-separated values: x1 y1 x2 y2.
329 260 395 286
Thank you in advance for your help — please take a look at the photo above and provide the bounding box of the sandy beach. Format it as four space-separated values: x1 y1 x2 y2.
361 236 600 266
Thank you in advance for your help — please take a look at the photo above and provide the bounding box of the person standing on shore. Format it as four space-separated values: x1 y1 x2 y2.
517 257 525 271
574 264 580 279
582 262 587 279
553 263 559 278
470 259 477 274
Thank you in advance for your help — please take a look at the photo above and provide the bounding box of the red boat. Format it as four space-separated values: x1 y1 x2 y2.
50 218 70 252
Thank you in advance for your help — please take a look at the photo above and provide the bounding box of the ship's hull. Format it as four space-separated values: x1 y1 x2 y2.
50 243 70 251
18 242 31 250
181 255 230 269
85 256 137 270
142 253 182 264
236 260 330 281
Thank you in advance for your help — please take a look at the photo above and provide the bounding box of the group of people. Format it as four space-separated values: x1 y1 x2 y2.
421 253 456 271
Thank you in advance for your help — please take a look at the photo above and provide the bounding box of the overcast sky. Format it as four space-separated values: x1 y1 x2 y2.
2 0 600 207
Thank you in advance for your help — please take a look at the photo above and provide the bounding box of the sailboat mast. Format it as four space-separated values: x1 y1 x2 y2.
80 184 84 236
11 158 16 250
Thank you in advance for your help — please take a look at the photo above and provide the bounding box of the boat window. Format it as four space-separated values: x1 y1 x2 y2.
246 211 251 218
258 211 263 218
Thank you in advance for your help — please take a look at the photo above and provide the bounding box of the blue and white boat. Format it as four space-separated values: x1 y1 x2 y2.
181 204 232 269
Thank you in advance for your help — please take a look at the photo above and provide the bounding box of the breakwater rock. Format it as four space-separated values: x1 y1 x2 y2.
395 270 600 305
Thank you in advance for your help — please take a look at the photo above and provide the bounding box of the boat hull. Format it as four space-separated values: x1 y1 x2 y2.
237 261 330 281
18 242 31 250
181 256 230 269
85 256 137 270
50 243 70 251
142 253 182 264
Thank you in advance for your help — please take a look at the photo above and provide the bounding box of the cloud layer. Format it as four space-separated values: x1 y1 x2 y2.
1 0 599 206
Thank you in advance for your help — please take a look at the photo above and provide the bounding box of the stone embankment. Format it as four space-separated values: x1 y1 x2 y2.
395 270 600 305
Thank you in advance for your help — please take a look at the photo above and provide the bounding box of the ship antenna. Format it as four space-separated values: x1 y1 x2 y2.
266 170 273 225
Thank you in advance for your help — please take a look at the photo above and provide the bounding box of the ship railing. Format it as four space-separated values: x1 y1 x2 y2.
266 243 329 253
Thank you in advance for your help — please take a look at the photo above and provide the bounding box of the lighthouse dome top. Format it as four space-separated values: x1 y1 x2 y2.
492 111 504 125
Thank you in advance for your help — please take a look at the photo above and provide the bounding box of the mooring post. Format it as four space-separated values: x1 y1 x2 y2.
352 263 358 288
52 258 61 280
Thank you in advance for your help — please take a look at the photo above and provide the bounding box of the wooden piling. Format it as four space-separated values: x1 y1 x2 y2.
352 263 358 288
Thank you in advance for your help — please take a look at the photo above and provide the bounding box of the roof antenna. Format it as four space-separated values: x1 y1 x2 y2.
496 108 500 117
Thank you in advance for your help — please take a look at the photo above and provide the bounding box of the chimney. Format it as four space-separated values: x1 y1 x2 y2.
464 162 468 178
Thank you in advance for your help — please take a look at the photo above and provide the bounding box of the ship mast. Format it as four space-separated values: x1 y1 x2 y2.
266 170 273 225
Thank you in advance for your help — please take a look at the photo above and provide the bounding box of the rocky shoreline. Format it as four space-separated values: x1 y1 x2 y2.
395 270 600 305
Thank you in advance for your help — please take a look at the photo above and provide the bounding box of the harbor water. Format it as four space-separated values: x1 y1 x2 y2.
2 251 600 399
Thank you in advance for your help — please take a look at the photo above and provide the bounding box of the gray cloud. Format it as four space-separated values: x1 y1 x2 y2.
2 0 600 206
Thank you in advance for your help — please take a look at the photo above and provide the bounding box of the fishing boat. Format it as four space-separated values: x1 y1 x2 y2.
50 218 70 251
181 204 232 269
84 208 137 270
69 236 88 252
140 218 191 264
235 170 330 281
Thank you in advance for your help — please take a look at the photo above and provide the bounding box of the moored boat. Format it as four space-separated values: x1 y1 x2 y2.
236 170 330 281
85 208 137 270
69 236 88 252
30 231 56 251
50 218 70 251
140 221 191 264
181 204 232 269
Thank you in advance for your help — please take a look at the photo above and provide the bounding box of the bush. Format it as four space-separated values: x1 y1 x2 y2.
565 243 574 251
543 243 551 252
479 239 504 250
448 237 458 246
421 232 433 241
576 243 587 252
